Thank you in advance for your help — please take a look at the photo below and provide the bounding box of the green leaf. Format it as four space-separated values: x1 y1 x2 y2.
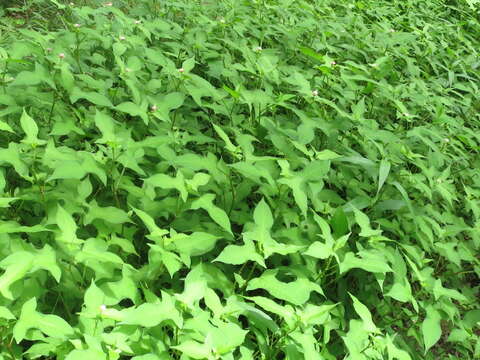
120 301 181 327
80 154 107 185
278 176 308 217
316 149 342 160
110 234 138 256
46 160 87 182
191 193 232 234
186 173 210 192
13 297 38 342
76 238 124 265
0 120 14 133
132 207 168 242
331 207 349 237
349 293 378 333
210 322 248 354
36 312 75 339
33 245 62 282
14 298 74 341
0 221 48 234
0 306 15 320
212 123 237 153
153 92 185 122
70 88 113 107
173 341 211 359
60 62 75 93
94 110 116 144
171 232 220 256
304 241 333 260
113 42 127 56
253 198 273 230
422 305 442 353
353 208 382 237
223 84 240 99
299 46 325 63
84 200 130 224
0 143 29 177
20 109 45 145
144 172 188 202
377 159 391 195
84 281 106 312
214 239 265 267
340 251 392 274
116 102 146 118
245 296 294 320
66 349 107 360
56 204 81 245
0 197 17 208
0 252 35 299
246 269 323 305
131 355 162 360
11 70 43 86
182 57 195 72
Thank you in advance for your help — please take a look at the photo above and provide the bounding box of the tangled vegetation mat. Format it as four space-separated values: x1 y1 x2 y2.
0 0 479 359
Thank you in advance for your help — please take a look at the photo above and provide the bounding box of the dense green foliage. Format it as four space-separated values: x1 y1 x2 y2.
0 0 479 359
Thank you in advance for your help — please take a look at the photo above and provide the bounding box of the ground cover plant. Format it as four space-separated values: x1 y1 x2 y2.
0 0 479 359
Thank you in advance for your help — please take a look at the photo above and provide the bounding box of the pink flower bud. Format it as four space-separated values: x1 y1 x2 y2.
58 53 65 59
119 35 126 41
331 61 336 65
74 23 81 28
178 68 185 73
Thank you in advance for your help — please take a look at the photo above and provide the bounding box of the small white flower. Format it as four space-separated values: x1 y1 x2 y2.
46 47 52 52
114 348 121 354
58 53 65 59
403 112 411 117
150 105 157 112
104 1 113 6
125 68 131 73
437 179 442 184
119 35 126 41
70 2 74 5
134 20 141 24
99 304 107 312
312 89 319 97
443 138 450 143
74 23 81 28
178 67 185 73
331 61 336 66
219 18 225 23
389 29 395 33
254 46 262 52
370 63 378 67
